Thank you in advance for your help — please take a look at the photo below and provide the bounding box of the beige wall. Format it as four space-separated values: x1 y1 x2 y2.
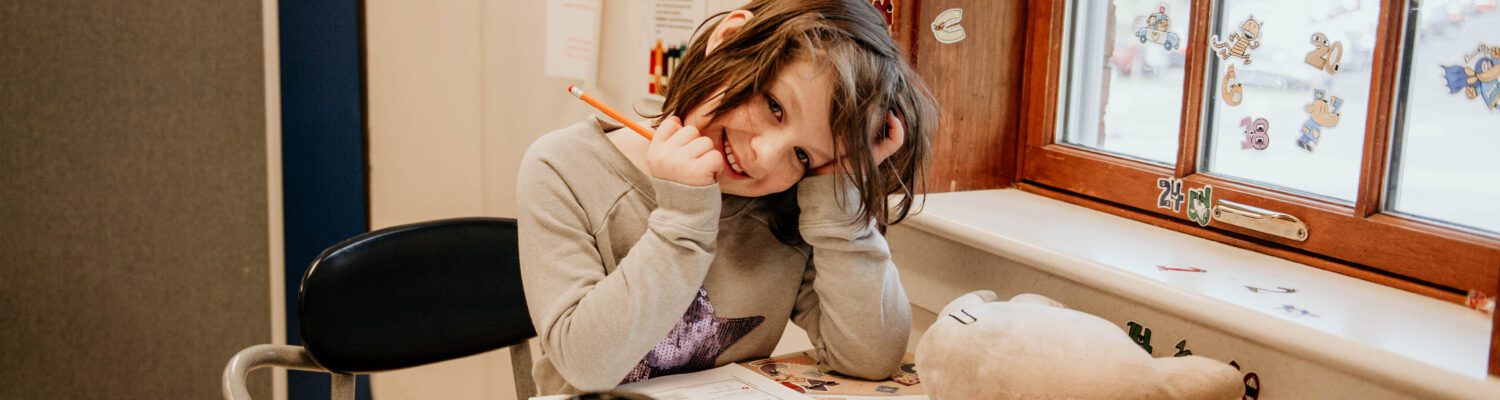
365 1 597 398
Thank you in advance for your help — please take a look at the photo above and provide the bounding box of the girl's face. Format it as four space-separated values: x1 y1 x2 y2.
682 59 838 197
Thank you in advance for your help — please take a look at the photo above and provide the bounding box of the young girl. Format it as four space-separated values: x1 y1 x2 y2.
517 0 937 394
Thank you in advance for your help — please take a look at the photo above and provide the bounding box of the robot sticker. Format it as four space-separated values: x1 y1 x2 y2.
1441 44 1500 111
1297 90 1344 152
1156 177 1185 213
1240 117 1269 150
1304 33 1343 75
1222 65 1244 106
1187 185 1213 227
1135 4 1181 51
1211 15 1263 65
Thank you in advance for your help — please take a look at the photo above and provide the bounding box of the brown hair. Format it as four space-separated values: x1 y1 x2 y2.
652 0 937 243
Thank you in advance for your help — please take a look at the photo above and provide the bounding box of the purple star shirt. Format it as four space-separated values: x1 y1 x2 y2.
620 287 764 383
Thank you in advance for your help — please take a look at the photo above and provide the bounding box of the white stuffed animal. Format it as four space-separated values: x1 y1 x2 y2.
915 290 1243 400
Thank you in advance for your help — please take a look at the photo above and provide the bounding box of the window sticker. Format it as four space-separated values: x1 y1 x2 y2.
1296 90 1344 152
1134 3 1182 51
1239 117 1269 150
1156 177 1186 212
1187 185 1214 227
1222 64 1244 106
1441 44 1500 112
1211 15 1264 65
1304 33 1343 75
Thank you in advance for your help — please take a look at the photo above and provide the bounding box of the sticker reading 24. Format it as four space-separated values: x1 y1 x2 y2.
1156 177 1185 213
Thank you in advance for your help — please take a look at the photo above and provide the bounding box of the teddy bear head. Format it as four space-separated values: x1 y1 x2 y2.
914 290 1243 400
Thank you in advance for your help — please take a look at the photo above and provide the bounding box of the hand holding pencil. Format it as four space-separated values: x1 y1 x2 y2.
568 85 721 186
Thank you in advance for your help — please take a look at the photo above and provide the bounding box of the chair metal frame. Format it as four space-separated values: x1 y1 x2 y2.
222 343 534 400
222 217 536 400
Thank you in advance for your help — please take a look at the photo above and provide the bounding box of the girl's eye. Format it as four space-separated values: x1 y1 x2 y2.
794 147 811 168
766 94 784 122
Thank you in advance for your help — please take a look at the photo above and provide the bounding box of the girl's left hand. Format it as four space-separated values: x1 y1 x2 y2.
811 111 905 176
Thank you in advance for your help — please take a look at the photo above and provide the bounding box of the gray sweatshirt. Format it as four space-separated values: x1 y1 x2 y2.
516 117 911 395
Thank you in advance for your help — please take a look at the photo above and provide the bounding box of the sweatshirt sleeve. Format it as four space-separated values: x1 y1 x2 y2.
517 154 721 391
789 174 912 380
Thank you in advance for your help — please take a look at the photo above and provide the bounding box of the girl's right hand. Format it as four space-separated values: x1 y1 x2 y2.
647 116 723 187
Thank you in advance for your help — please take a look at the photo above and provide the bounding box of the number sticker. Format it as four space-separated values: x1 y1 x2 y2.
1304 33 1343 75
1156 177 1185 213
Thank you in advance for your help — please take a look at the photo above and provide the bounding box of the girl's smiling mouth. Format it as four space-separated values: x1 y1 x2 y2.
722 128 751 179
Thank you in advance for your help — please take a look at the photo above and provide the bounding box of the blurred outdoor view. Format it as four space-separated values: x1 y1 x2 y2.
1061 0 1192 165
1389 0 1499 233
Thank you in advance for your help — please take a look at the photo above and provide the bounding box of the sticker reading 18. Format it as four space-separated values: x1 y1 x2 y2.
1240 117 1269 150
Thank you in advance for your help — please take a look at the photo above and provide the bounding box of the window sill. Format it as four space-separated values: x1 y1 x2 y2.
889 189 1500 398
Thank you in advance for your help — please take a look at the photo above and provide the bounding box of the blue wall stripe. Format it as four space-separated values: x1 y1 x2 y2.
279 0 373 398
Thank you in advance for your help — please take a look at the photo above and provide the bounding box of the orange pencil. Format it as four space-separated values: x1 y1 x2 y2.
567 85 654 140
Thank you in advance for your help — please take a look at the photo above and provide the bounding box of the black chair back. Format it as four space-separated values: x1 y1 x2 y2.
297 217 534 373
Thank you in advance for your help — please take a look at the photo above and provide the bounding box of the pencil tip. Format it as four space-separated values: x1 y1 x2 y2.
567 85 584 98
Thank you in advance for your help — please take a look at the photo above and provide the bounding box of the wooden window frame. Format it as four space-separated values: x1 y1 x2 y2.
1016 0 1500 299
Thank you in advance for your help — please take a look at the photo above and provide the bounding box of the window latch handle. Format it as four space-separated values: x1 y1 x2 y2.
1213 200 1309 242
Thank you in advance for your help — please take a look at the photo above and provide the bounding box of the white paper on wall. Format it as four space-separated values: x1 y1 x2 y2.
643 0 707 101
545 0 603 82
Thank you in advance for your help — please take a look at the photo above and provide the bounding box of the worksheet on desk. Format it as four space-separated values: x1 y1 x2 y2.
529 364 812 400
616 364 813 400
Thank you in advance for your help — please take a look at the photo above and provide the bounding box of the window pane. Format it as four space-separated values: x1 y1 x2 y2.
1388 2 1500 233
1200 0 1382 201
1059 0 1192 165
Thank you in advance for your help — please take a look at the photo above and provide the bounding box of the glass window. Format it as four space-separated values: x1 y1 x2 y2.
1199 0 1383 201
1387 0 1500 233
1060 0 1193 165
